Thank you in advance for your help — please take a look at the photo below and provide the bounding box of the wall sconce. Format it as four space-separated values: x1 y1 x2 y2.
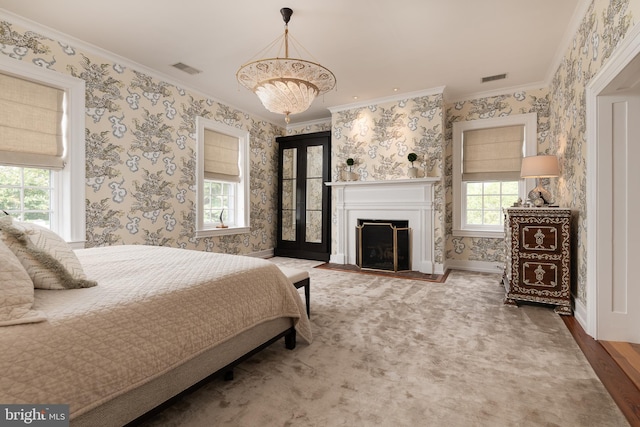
520 155 560 206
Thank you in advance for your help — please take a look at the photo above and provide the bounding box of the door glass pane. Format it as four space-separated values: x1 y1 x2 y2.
281 148 297 241
306 145 323 178
306 210 322 243
282 179 295 210
305 146 324 243
282 209 297 241
305 178 323 243
282 148 297 179
306 178 322 210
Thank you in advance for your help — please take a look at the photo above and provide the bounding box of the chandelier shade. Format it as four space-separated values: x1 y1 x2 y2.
236 8 336 123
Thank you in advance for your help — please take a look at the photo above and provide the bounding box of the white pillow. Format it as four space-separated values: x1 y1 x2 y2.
0 216 97 290
0 239 47 326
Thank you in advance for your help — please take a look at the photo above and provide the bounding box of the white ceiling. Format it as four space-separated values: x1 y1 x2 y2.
0 0 584 125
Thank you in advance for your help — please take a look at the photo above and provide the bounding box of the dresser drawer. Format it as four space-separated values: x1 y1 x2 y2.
521 225 560 253
514 258 569 295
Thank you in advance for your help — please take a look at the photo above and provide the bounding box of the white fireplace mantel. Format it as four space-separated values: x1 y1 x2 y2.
326 178 442 274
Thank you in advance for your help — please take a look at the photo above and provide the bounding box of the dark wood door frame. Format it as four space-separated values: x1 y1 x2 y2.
275 131 331 261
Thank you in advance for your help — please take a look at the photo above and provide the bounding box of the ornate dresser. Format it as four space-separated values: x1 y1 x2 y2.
503 207 573 315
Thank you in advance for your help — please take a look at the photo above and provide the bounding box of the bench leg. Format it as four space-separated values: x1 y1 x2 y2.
285 328 296 350
292 278 311 319
304 284 310 318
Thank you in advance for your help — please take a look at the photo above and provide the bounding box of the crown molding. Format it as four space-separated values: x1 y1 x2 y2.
285 117 332 131
446 81 548 104
328 86 446 113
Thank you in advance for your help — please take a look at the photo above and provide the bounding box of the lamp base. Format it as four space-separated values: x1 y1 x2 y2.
528 184 554 206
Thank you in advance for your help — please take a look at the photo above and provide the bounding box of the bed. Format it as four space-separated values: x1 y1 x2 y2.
0 240 311 427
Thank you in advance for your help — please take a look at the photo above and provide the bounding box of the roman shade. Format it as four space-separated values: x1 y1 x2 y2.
203 129 240 182
462 124 524 181
0 72 65 170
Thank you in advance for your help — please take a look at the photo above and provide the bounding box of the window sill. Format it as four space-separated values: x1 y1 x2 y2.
196 226 250 238
453 228 505 239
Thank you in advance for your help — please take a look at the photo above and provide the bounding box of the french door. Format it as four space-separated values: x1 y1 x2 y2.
275 131 331 261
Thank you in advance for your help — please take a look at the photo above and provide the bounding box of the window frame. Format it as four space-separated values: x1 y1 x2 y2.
195 117 250 237
461 180 520 231
0 166 54 224
202 179 237 227
452 113 537 238
0 55 86 248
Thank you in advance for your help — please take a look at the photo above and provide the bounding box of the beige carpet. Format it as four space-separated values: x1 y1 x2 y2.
139 257 628 426
315 262 449 282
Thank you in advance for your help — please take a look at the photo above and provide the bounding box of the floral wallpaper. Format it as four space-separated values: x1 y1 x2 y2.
0 19 285 255
1 0 638 294
330 92 446 265
444 88 552 265
548 0 636 304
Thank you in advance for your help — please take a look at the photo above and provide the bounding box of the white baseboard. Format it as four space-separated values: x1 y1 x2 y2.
433 263 446 275
247 248 274 258
68 241 87 250
445 259 504 274
573 297 589 334
329 253 345 264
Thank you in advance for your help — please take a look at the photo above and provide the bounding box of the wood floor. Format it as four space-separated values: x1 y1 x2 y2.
563 316 640 426
601 341 640 393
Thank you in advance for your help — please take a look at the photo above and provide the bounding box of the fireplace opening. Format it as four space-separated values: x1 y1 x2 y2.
356 219 411 272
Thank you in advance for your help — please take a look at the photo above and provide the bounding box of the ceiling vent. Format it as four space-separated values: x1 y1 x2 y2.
481 73 507 83
171 62 202 75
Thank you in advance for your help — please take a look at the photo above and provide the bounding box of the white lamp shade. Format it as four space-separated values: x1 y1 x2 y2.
520 155 560 178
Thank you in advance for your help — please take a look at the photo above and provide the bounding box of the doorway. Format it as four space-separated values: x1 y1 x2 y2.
587 26 640 344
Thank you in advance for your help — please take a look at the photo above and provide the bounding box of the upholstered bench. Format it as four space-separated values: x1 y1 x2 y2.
278 267 310 318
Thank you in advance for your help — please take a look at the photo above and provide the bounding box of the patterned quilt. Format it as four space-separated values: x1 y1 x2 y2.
0 245 311 419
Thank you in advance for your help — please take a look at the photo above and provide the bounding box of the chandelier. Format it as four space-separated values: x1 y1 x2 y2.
236 7 336 123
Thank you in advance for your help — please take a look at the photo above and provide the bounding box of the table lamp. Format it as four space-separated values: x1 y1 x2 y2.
520 155 560 206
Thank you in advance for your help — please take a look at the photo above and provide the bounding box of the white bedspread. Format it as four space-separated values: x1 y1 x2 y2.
0 245 311 419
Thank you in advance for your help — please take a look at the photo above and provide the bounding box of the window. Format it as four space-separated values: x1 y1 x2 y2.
453 113 537 238
464 181 519 226
0 55 85 247
202 181 235 226
0 166 52 225
195 117 250 237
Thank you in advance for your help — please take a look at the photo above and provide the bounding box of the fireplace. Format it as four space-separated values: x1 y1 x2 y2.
356 219 411 271
325 178 442 274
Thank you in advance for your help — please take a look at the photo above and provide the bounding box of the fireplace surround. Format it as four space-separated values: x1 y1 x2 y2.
325 178 441 274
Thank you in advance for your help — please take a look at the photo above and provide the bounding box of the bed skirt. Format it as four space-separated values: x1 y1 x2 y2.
73 317 293 427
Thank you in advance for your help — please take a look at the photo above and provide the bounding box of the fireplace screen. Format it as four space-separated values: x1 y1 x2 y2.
356 219 411 272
